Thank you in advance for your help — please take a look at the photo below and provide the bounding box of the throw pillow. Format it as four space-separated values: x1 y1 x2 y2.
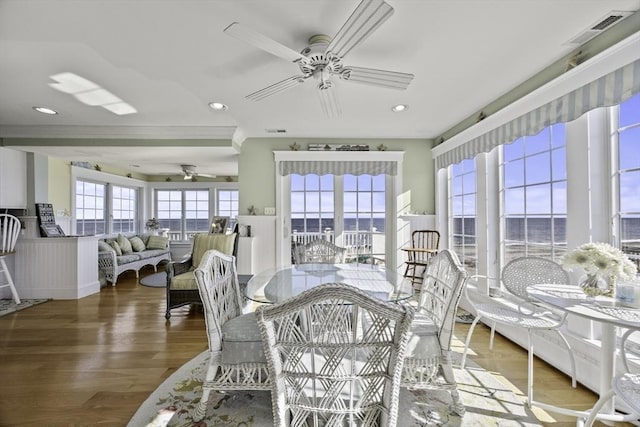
98 241 115 253
117 233 133 254
109 240 123 256
129 236 146 252
146 235 168 250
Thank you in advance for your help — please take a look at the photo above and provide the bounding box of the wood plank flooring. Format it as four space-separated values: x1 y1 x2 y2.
0 266 630 426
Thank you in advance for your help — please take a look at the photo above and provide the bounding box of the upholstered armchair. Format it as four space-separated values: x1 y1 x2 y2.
165 232 238 319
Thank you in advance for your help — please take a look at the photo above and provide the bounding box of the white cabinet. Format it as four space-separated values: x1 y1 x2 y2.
0 147 27 208
237 237 256 275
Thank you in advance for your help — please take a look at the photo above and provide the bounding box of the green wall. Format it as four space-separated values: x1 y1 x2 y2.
48 157 71 213
238 138 434 216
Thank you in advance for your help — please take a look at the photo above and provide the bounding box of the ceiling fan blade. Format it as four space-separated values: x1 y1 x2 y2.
325 0 393 59
197 173 217 178
341 66 414 89
224 22 308 64
246 75 308 101
318 85 341 118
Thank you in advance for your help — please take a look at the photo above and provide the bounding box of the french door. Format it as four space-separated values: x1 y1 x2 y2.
283 173 391 266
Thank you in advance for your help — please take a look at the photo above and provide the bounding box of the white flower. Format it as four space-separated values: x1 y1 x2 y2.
562 242 638 282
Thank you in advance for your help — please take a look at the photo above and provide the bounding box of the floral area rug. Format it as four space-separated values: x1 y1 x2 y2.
0 298 49 317
129 350 540 427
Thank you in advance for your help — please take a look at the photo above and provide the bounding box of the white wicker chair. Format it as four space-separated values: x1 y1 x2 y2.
400 249 469 414
0 214 21 304
292 239 346 264
582 373 640 426
192 249 270 422
256 282 414 427
461 256 577 407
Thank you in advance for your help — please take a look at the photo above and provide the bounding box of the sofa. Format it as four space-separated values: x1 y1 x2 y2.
98 233 171 285
165 232 238 319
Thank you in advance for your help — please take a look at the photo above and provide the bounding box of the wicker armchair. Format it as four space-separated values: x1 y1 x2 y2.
192 249 270 422
165 231 238 319
400 249 468 414
256 282 414 427
292 238 346 264
461 256 577 407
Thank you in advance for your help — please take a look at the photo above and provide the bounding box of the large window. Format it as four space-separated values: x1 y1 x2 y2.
217 190 239 229
343 174 385 263
156 190 209 240
449 158 477 275
291 174 335 241
501 123 567 263
75 180 106 235
111 185 137 233
614 92 640 269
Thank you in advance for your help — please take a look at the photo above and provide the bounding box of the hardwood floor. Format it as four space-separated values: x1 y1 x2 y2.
0 267 630 426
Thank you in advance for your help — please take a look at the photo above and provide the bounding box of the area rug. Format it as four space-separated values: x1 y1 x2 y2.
129 351 540 427
140 272 167 288
0 298 49 318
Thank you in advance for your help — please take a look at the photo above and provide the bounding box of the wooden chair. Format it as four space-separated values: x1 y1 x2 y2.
0 214 21 304
165 231 238 319
400 249 468 414
192 249 270 422
402 230 440 286
292 238 346 264
461 256 577 407
256 282 414 427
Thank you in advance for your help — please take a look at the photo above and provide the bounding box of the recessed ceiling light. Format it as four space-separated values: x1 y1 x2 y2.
209 102 228 111
33 106 58 115
391 104 407 113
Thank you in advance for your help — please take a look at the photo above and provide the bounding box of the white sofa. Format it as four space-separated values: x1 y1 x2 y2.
98 233 171 285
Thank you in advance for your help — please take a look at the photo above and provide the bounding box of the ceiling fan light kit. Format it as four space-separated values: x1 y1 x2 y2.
180 165 216 181
223 0 413 118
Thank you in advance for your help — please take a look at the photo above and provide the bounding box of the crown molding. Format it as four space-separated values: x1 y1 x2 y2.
0 125 237 139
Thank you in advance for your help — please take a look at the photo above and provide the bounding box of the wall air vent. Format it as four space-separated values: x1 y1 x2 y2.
266 129 287 134
565 11 632 46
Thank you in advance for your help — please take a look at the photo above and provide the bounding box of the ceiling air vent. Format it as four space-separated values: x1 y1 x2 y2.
565 11 632 46
266 129 287 134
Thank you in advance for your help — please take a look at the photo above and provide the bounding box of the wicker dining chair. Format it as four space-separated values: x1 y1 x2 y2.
461 256 577 407
292 238 346 264
256 282 414 427
192 249 270 422
400 249 469 414
0 214 21 304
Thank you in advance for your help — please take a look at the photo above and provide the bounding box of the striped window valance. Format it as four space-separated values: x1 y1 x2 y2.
278 160 398 176
435 58 640 170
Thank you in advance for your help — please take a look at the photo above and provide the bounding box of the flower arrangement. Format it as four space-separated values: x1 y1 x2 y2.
145 218 160 231
562 242 637 282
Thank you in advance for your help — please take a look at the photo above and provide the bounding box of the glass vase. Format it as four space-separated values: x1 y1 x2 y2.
579 273 612 301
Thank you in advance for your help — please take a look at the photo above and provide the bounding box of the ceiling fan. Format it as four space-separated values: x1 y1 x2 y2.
180 165 216 181
223 0 414 118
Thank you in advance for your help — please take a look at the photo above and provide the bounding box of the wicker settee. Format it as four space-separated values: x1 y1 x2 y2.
98 233 171 286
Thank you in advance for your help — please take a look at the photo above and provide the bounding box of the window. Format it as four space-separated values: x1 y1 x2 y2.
501 124 567 263
156 189 209 240
291 174 334 241
343 174 385 264
75 180 106 235
449 159 477 275
111 185 137 233
217 190 239 229
614 92 640 270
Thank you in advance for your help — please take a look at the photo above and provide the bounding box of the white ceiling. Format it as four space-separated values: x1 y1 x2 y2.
1 0 638 177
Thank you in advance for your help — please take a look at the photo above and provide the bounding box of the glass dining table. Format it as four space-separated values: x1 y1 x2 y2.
245 263 414 304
